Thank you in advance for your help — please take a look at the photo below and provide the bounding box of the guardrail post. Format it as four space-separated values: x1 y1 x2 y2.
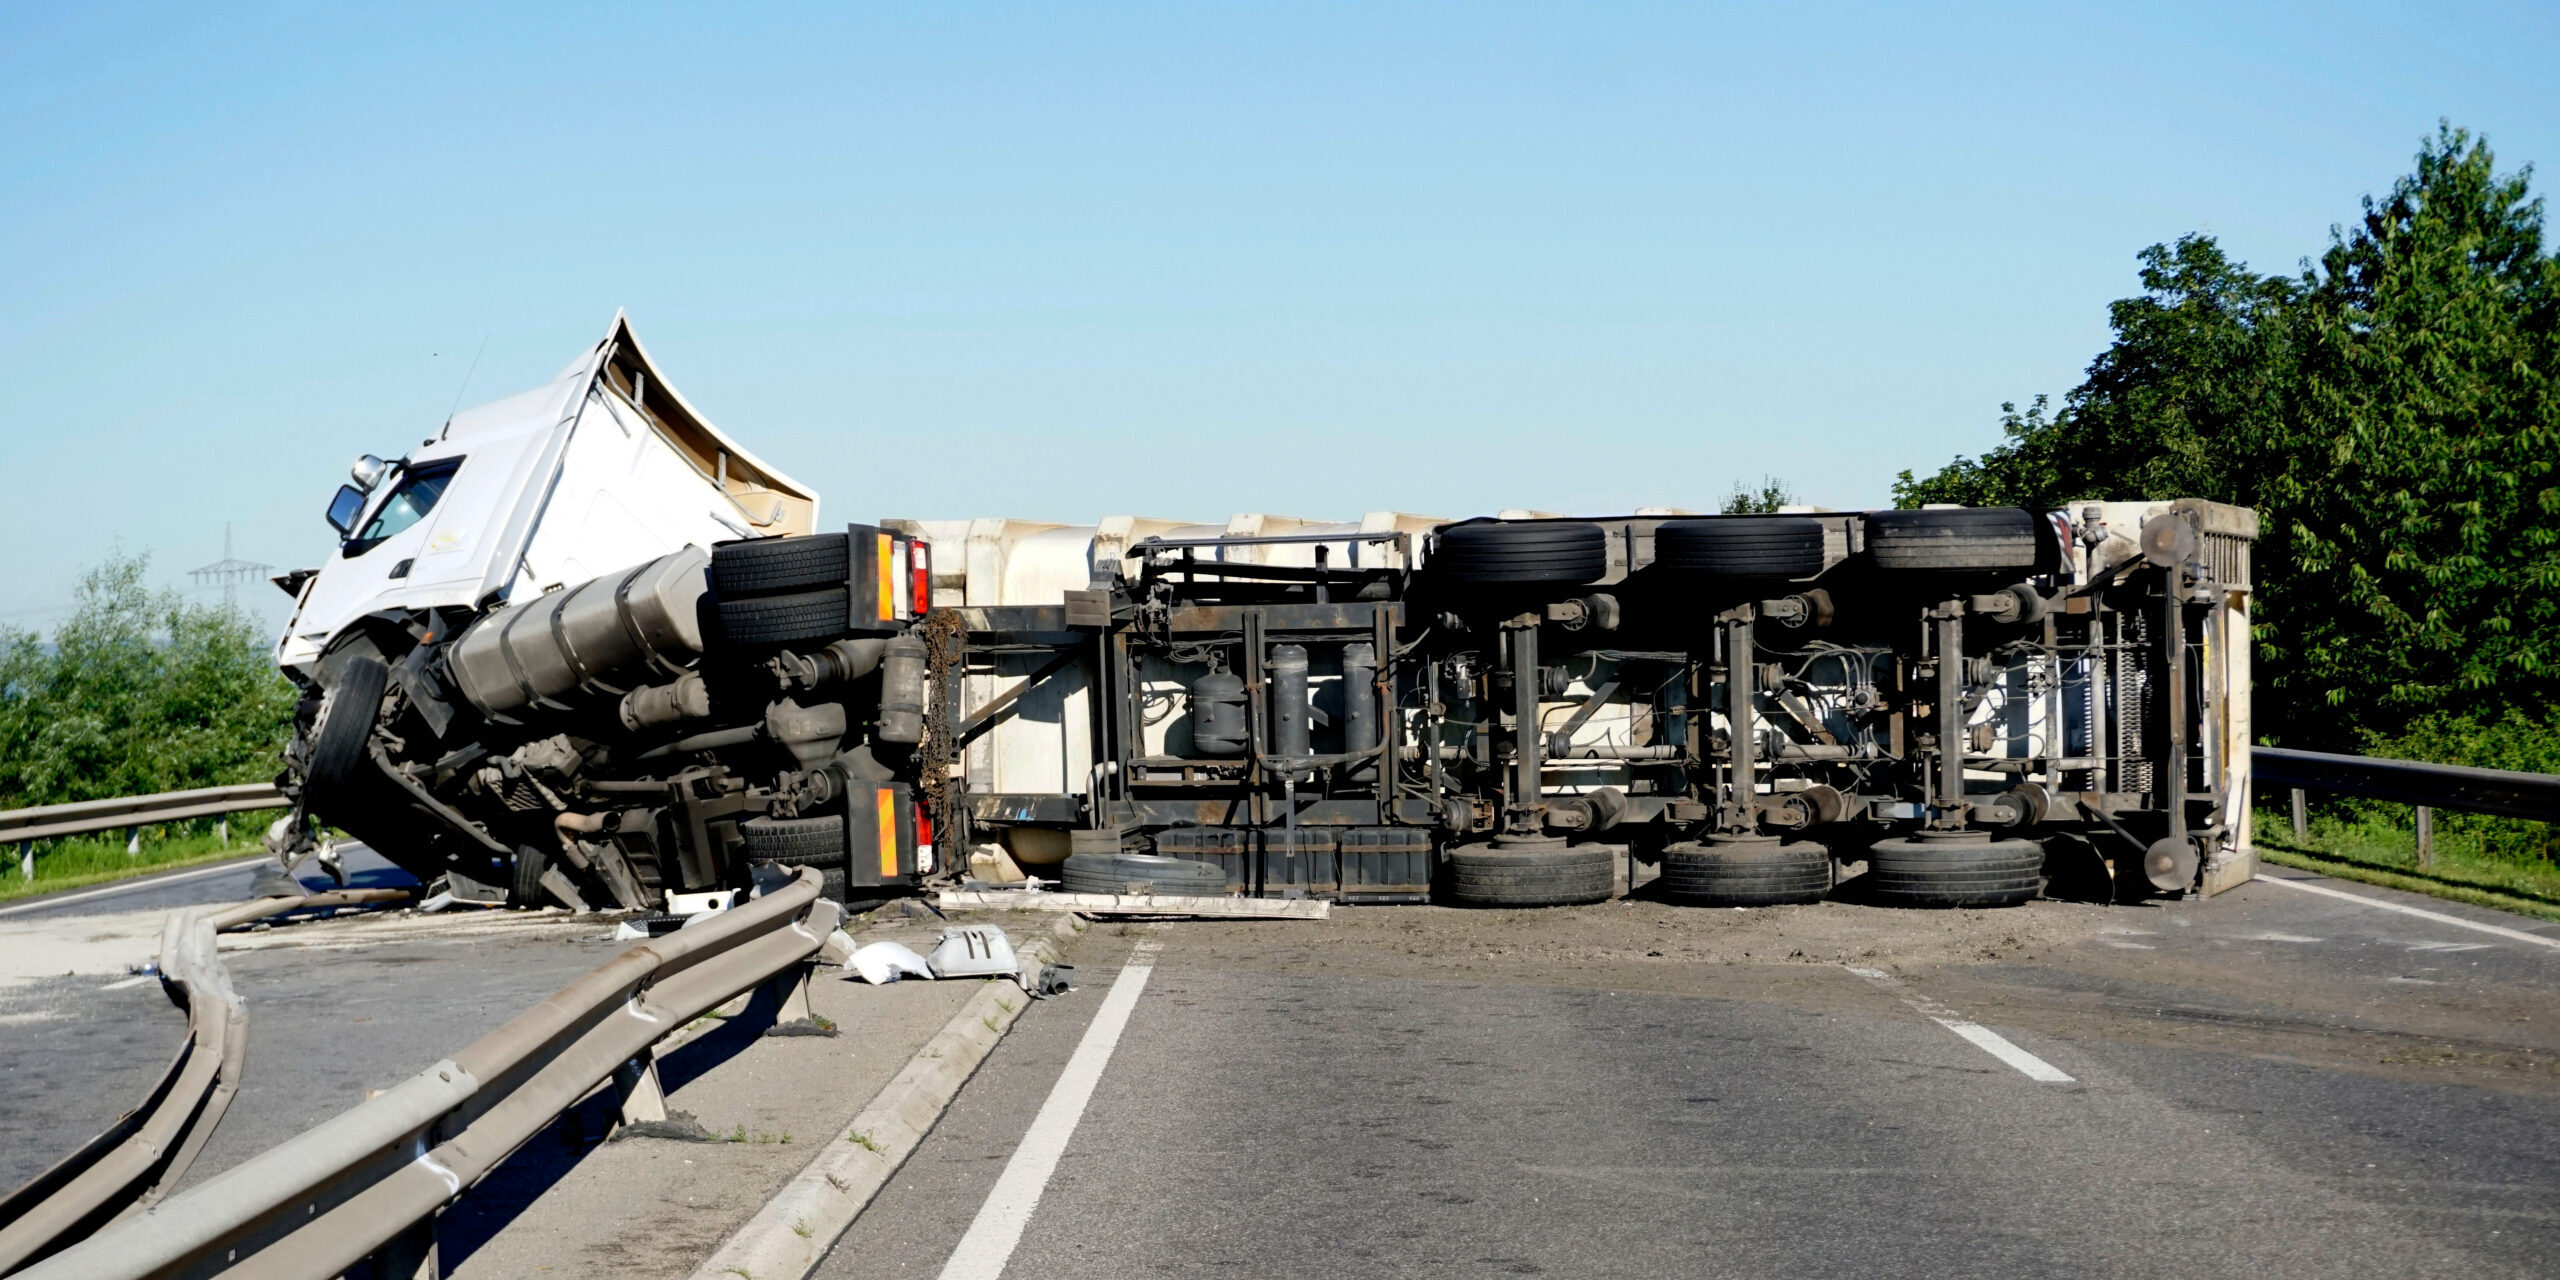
2290 788 2307 839
126 826 141 857
16 841 28 882
2416 805 2435 867
615 1054 669 1128
773 963 814 1025
370 1208 441 1279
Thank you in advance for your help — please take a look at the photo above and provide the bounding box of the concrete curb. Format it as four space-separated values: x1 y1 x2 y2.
687 910 1089 1280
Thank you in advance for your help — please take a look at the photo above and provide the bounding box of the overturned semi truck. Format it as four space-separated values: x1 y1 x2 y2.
270 315 2257 911
891 501 2259 908
271 315 936 908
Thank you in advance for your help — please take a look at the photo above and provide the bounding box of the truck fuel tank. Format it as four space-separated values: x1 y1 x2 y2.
447 546 711 717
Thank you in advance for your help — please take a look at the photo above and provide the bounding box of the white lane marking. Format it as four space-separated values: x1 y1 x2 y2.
2252 874 2560 950
0 856 267 919
937 940 1159 1280
1845 966 2075 1083
99 975 153 991
2404 940 2493 953
2252 932 2323 943
1931 1018 2077 1082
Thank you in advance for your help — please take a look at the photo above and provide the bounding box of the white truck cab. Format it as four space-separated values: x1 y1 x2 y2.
278 312 817 682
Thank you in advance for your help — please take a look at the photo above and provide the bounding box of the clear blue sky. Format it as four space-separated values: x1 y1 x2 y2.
3 1 2553 636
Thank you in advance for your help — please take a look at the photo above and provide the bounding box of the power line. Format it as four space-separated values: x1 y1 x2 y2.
188 524 274 611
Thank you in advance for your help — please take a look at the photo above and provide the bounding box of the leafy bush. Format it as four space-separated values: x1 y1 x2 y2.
0 551 297 810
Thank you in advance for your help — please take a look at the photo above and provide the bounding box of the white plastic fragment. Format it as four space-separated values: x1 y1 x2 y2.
668 888 744 919
924 925 1017 978
845 940 937 985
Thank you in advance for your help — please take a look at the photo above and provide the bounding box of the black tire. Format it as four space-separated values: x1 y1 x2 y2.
1865 508 2043 574
304 655 388 806
716 588 852 648
509 845 550 908
1059 852 1229 896
1445 840 1615 907
1432 520 1607 586
1659 837 1830 906
1867 836 2043 907
1654 517 1826 578
712 534 851 599
741 815 850 867
819 868 849 903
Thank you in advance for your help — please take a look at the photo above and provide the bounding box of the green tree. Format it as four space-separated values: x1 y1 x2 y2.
1721 475 1797 514
0 552 297 808
1892 234 2295 512
1894 124 2560 751
2265 125 2560 745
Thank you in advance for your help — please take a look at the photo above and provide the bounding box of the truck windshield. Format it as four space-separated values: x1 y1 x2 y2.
346 459 462 556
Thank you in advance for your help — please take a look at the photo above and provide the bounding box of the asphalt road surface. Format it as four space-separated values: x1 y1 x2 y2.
826 870 2560 1279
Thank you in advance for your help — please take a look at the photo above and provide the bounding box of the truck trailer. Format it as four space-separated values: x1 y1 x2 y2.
896 500 2258 908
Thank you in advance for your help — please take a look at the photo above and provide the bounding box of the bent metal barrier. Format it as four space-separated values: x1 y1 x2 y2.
0 912 248 1276
17 866 841 1280
2253 746 2560 824
0 890 414 1276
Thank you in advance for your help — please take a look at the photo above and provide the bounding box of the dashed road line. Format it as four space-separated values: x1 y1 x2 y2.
1846 966 2075 1083
98 975 153 991
936 939 1160 1280
2252 873 2560 950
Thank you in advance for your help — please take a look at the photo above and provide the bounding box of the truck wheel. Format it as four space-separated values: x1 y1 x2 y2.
509 845 550 908
1653 517 1827 578
1864 508 2043 574
716 588 853 648
1444 838 1614 907
1059 852 1228 896
712 533 850 599
304 655 389 805
741 815 850 867
1431 520 1607 586
1866 836 2043 907
1659 836 1830 906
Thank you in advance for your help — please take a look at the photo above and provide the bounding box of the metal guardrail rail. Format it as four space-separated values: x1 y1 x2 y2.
0 889 416 1276
0 911 248 1276
2253 746 2560 824
18 866 839 1280
0 786 285 847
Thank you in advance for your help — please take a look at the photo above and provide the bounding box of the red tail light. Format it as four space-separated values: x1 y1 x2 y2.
910 538 932 616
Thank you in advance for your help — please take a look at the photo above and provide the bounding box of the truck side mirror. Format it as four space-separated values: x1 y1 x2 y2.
326 485 367 536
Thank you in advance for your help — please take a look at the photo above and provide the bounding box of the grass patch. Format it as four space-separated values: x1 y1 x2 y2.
0 815 282 905
2256 808 2560 925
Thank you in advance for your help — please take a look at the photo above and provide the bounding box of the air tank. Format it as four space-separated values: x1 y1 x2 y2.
1191 669 1248 757
1267 644 1311 760
1342 641 1379 776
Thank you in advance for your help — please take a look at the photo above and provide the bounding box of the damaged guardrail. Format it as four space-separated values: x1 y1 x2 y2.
0 911 248 1276
17 865 841 1280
